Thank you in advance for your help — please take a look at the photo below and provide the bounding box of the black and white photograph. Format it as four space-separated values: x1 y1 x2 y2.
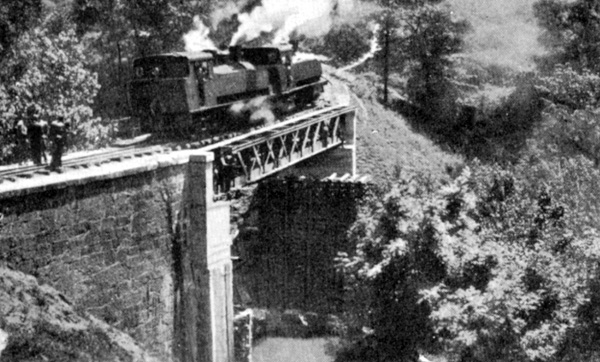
1 0 599 361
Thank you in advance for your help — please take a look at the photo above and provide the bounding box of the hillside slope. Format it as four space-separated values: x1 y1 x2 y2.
325 67 464 184
0 266 156 362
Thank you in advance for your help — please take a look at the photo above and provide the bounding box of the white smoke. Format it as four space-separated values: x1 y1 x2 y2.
229 96 276 126
230 0 356 46
293 52 331 62
211 1 243 29
183 0 377 52
340 23 381 71
250 108 276 126
0 328 8 355
184 15 217 52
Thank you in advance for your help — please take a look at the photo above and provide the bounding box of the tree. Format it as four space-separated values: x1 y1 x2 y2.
0 0 43 58
379 9 399 105
338 164 600 362
534 0 600 72
400 4 468 119
375 0 406 105
123 0 209 56
310 23 371 66
0 18 103 164
374 1 467 118
533 65 600 165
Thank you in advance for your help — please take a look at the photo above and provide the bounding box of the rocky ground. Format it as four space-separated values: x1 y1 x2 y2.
0 266 156 362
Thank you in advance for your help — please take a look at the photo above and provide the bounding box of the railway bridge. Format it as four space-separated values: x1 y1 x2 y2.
0 105 357 362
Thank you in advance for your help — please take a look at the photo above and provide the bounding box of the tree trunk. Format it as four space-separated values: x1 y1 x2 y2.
382 14 391 105
117 41 122 85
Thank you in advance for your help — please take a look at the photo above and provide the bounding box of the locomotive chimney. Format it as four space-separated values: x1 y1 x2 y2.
229 45 242 62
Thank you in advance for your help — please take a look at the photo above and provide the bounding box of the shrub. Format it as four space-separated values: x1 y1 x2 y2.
338 162 600 362
0 23 107 164
311 22 371 67
531 65 600 164
535 65 600 111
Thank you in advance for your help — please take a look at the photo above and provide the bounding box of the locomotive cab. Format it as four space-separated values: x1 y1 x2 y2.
129 52 214 133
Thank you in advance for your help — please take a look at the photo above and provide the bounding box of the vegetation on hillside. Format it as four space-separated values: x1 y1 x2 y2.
0 0 213 164
4 0 600 361
337 161 600 362
331 0 600 361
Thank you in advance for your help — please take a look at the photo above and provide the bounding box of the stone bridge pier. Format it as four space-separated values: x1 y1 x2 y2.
176 153 234 362
0 105 357 362
0 149 238 362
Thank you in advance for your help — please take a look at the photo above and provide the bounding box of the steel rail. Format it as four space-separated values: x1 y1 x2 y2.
0 104 354 187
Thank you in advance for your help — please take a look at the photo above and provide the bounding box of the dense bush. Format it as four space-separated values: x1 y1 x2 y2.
314 23 372 66
536 65 600 111
530 65 600 165
338 160 600 362
0 20 109 164
534 0 600 72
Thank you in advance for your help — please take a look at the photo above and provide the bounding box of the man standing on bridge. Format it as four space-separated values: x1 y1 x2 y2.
49 116 69 171
13 117 28 165
26 105 48 165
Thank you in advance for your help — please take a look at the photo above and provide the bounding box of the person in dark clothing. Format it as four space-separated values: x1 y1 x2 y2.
49 116 69 171
13 119 28 165
29 118 48 165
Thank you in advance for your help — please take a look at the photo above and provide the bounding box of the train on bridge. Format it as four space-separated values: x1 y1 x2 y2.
0 42 358 195
128 43 326 135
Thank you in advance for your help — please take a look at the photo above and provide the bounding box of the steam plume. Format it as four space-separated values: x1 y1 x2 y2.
211 1 243 29
0 329 7 355
184 16 217 52
184 0 377 52
229 96 276 126
230 0 349 46
293 52 330 62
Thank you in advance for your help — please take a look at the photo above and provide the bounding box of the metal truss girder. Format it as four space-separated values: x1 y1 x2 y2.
212 106 356 196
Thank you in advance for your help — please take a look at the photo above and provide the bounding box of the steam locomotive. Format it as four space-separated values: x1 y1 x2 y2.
128 43 326 135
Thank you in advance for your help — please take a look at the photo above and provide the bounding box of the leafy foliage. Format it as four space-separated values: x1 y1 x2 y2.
72 0 208 56
374 1 467 117
398 4 468 109
536 65 600 110
338 162 600 361
532 65 600 165
70 0 209 119
0 0 43 58
0 19 104 164
534 0 600 72
312 23 372 66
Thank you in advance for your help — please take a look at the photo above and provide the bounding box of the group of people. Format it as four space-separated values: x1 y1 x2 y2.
13 105 69 170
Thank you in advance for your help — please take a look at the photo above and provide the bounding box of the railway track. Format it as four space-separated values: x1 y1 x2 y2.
0 103 352 185
0 145 155 183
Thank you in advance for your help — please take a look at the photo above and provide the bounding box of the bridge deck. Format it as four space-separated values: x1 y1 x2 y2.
0 105 356 199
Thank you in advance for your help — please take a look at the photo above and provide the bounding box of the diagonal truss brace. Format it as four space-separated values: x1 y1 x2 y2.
212 106 356 196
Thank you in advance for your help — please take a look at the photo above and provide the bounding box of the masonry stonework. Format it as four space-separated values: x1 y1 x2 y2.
0 139 358 361
0 165 186 361
234 177 369 314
